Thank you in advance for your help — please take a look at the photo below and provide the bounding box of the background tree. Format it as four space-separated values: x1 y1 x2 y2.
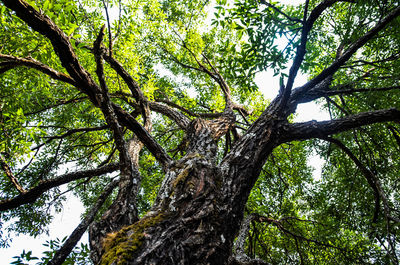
1 0 400 264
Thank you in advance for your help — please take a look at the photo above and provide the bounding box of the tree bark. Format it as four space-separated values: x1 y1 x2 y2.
96 115 282 265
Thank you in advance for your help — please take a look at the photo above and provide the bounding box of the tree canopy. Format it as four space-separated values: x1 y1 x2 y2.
1 0 400 264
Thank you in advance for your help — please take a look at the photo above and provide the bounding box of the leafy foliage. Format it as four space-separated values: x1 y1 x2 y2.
11 237 91 265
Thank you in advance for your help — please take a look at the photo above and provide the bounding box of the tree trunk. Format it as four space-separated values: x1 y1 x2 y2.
94 116 282 265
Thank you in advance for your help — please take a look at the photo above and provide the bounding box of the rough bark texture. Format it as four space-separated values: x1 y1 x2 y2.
89 136 146 263
96 115 282 265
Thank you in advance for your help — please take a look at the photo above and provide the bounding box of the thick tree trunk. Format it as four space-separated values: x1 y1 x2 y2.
94 116 282 265
100 161 231 264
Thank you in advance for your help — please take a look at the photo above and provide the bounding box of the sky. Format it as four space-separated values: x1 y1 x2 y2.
0 0 331 263
0 193 85 263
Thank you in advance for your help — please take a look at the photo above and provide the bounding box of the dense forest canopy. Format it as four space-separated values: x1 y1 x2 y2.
0 0 400 264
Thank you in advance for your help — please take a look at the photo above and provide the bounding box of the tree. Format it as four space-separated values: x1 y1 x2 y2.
1 0 400 264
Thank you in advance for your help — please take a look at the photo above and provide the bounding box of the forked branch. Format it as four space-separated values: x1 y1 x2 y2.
93 25 131 171
290 5 400 107
278 0 352 114
0 0 171 167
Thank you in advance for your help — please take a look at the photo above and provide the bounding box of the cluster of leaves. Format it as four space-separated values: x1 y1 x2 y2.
213 0 304 83
11 237 90 265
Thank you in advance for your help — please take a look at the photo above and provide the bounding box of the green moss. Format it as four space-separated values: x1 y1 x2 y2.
100 213 166 265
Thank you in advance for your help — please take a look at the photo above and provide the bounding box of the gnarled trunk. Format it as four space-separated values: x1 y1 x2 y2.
91 115 282 265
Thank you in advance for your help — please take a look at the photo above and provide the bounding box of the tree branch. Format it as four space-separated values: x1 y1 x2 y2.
201 53 234 111
295 84 400 104
0 155 26 194
255 214 345 251
0 0 103 103
163 35 234 112
322 136 400 224
324 85 400 96
277 0 348 114
101 0 113 56
32 125 108 151
112 103 172 166
290 5 400 107
24 96 87 116
0 54 76 86
1 0 171 167
156 98 223 119
259 0 303 23
282 108 400 142
149 102 190 129
0 163 118 211
322 137 381 222
93 26 132 170
47 179 118 265
102 53 146 104
93 25 145 217
114 91 191 129
101 48 153 132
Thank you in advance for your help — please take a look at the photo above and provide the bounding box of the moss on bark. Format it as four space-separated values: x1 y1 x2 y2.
100 212 166 265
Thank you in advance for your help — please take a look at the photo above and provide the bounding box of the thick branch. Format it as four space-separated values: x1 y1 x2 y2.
102 49 151 126
277 0 347 113
0 0 102 103
87 30 153 262
103 54 147 103
114 91 191 129
149 102 190 129
290 5 400 106
0 163 118 211
1 0 171 166
93 26 133 174
0 54 76 86
47 179 118 265
282 108 400 142
112 103 172 166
